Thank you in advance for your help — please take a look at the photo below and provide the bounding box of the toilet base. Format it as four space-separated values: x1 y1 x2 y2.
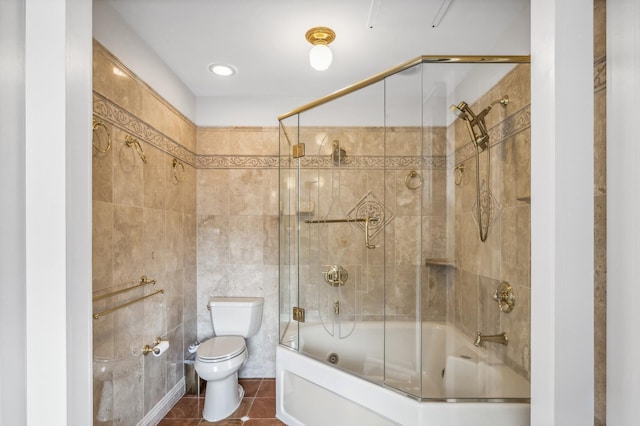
202 372 245 422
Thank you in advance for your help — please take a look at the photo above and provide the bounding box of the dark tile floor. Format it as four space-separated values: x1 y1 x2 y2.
159 378 286 425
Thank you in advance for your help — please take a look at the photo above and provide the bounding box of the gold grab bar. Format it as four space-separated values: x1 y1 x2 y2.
304 217 379 224
125 135 147 163
93 289 164 320
92 276 156 302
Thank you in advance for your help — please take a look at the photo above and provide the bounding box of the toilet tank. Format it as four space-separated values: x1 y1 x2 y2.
208 297 264 338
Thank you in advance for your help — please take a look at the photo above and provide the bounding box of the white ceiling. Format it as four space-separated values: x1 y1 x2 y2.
101 0 530 125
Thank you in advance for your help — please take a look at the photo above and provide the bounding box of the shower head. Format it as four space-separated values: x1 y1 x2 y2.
449 102 471 120
449 95 509 151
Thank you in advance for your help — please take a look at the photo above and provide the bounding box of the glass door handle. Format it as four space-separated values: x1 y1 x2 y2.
365 217 378 249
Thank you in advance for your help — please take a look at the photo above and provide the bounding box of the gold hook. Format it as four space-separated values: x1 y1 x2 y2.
125 135 147 163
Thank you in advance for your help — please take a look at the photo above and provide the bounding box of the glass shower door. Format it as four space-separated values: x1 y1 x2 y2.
293 82 387 381
382 64 425 396
279 115 300 350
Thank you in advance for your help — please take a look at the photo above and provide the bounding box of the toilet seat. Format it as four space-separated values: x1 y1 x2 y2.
197 336 246 362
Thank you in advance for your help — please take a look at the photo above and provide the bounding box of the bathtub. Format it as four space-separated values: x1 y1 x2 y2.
276 321 530 426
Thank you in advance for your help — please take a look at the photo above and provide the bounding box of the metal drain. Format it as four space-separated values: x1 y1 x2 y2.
327 353 339 364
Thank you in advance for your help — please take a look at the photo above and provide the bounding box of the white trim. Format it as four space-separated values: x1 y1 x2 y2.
530 0 594 424
25 0 69 423
23 1 93 424
65 0 93 424
136 379 186 426
0 0 26 424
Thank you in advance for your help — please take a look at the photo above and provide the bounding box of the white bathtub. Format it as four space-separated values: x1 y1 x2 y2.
276 321 530 426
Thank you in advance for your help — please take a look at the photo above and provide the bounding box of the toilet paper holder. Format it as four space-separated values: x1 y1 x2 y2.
142 337 167 356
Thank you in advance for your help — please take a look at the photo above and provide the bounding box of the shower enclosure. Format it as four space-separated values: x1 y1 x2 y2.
278 56 531 415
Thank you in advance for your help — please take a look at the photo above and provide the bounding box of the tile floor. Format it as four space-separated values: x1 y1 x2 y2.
159 378 286 425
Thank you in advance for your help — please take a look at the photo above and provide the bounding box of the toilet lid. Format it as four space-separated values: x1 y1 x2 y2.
197 336 246 361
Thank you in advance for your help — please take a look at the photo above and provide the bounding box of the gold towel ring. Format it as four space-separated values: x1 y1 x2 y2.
404 170 423 190
172 158 185 183
92 119 111 153
125 135 147 163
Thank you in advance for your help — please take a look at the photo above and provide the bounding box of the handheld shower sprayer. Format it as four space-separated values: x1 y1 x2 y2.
449 95 509 151
450 95 510 243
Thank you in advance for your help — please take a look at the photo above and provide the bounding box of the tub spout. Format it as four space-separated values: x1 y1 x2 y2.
474 331 508 347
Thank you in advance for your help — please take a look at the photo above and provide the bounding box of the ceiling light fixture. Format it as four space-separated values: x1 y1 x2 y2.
208 63 237 77
305 27 336 71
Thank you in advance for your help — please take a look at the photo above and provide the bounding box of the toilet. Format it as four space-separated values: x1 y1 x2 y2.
194 297 264 422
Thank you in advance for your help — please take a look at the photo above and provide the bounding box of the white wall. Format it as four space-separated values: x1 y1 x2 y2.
0 0 26 423
530 0 594 424
607 1 640 424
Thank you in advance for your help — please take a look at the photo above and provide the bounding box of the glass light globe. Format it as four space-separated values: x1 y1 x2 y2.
309 44 333 71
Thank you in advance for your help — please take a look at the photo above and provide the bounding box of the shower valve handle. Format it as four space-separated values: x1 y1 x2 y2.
323 265 348 287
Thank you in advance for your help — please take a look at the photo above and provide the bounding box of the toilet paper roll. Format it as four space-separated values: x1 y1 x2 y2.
153 340 169 357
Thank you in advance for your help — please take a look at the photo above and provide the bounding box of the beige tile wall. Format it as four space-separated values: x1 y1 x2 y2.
195 127 280 378
92 41 197 424
451 64 531 380
593 0 607 424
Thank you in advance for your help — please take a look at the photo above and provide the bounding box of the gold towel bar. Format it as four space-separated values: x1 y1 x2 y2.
92 276 156 302
93 289 164 320
304 217 379 224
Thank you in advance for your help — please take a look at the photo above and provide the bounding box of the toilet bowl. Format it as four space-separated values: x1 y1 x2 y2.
195 336 248 421
194 297 264 422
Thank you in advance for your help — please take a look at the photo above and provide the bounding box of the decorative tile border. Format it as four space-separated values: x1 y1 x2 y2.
93 92 198 166
280 155 448 170
94 91 530 172
455 104 531 165
196 155 280 169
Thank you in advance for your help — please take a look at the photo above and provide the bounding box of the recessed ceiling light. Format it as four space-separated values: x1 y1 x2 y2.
208 63 237 77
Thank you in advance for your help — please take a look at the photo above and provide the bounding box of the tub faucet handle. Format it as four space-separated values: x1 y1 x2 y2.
492 281 515 313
